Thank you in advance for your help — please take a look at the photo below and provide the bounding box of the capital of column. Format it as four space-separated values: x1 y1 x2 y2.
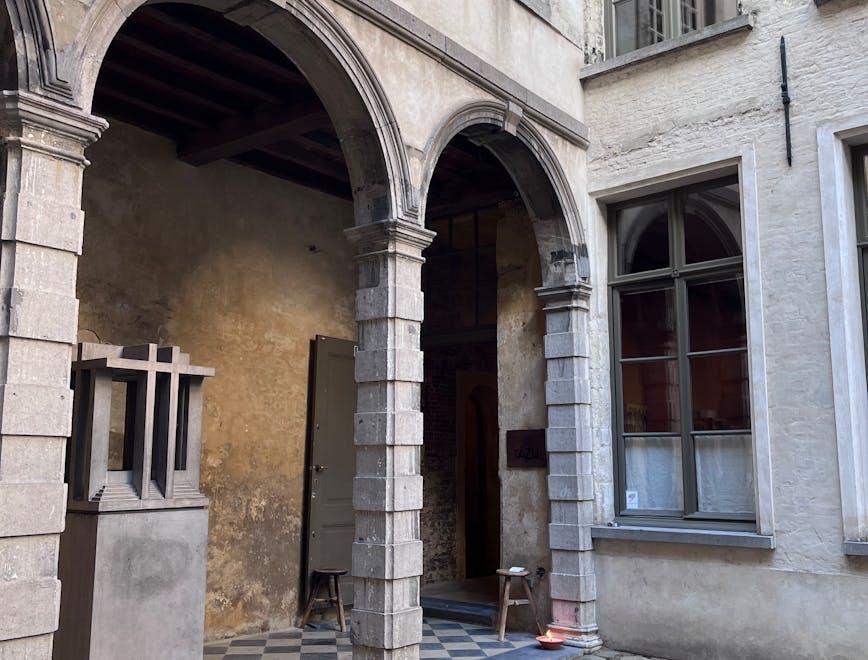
535 281 592 312
345 219 435 258
0 90 108 165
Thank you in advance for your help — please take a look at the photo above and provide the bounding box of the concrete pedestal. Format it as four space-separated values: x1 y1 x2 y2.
55 508 209 660
53 343 214 660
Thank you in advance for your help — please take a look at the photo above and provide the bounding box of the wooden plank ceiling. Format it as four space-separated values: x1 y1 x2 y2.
93 3 518 214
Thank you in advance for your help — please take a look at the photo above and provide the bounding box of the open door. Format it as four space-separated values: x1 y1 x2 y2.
304 335 356 608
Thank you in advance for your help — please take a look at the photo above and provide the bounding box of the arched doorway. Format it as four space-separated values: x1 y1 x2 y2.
418 106 588 633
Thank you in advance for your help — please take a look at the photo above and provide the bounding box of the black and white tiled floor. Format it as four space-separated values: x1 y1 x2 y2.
203 618 539 659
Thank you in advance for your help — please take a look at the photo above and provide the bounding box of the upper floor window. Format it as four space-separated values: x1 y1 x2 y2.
608 0 740 57
609 176 756 529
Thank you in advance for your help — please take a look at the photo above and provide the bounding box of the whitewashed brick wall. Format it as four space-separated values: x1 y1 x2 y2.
582 1 868 656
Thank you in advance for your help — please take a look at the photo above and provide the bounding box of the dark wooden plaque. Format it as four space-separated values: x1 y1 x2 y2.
506 429 547 469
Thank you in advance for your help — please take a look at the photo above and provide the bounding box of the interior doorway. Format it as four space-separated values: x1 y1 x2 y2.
460 378 500 579
302 336 357 609
420 134 518 622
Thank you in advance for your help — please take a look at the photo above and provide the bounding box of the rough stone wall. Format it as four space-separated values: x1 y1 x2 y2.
583 1 868 657
421 343 498 584
77 119 357 640
496 203 550 627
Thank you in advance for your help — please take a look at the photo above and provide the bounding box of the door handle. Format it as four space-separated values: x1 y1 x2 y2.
313 464 328 473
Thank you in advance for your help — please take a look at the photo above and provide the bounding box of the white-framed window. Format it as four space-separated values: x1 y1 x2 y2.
607 0 740 57
818 115 868 551
589 146 775 537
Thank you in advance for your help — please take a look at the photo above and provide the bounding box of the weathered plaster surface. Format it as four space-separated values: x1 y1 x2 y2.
78 120 357 640
584 0 868 656
384 0 584 117
322 0 498 182
516 0 583 47
496 202 550 628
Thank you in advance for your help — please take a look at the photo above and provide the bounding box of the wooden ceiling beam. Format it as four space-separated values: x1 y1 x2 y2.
261 144 349 183
230 151 352 200
134 8 308 88
112 34 282 104
98 60 237 118
178 99 331 166
95 86 209 130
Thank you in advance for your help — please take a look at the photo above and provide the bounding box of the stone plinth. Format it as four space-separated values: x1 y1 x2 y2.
54 343 214 660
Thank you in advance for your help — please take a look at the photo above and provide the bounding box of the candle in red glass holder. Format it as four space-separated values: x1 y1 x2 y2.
536 630 565 650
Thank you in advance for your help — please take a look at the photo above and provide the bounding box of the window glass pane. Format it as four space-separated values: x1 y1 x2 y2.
640 0 666 47
684 182 742 263
680 0 739 34
477 210 498 246
855 146 868 240
452 213 475 250
429 217 450 249
625 436 683 511
688 278 746 351
616 200 669 274
613 0 637 55
690 351 750 430
695 434 755 515
622 360 680 432
456 248 476 327
620 287 677 358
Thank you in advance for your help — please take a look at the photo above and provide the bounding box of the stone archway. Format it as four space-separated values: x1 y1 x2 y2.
70 0 415 227
418 102 602 652
0 0 425 655
419 100 588 289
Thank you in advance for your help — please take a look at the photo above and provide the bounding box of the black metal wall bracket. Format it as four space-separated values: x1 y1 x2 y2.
780 36 793 166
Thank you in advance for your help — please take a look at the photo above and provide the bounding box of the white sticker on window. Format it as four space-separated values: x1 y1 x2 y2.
626 490 639 509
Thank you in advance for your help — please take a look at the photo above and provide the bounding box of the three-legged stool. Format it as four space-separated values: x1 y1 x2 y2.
299 568 347 632
495 568 544 641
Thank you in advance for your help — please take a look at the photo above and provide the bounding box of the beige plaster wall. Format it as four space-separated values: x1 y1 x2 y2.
78 119 357 640
496 202 550 627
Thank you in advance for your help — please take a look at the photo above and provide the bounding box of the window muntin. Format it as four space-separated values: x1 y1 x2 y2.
615 199 670 274
610 176 755 526
608 0 740 57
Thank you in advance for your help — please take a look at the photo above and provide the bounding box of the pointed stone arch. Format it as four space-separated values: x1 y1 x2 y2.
420 100 589 288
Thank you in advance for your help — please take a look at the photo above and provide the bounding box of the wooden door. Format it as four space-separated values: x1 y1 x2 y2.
304 336 356 606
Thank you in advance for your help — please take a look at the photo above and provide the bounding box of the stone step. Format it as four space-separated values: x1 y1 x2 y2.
420 596 497 627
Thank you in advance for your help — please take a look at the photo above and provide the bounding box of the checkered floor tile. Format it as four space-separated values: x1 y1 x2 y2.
203 618 539 659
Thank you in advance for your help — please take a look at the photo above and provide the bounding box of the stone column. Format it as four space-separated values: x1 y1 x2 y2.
0 91 106 654
537 282 602 654
345 220 434 660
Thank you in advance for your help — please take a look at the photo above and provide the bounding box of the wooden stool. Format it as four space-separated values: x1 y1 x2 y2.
495 568 543 641
299 568 348 632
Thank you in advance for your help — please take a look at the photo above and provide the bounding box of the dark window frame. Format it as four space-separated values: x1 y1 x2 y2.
608 175 756 531
853 145 868 381
606 0 739 58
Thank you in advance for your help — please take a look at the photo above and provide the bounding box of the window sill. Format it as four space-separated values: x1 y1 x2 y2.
579 14 755 83
591 524 775 549
844 541 868 556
